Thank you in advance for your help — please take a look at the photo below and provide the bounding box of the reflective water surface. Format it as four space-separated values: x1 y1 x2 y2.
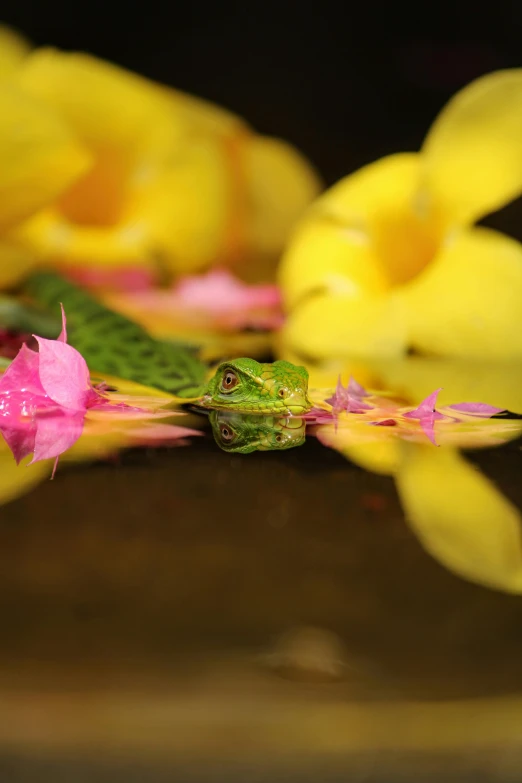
0 360 522 782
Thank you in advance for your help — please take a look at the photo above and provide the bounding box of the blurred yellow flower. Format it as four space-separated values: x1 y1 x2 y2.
0 25 30 79
279 70 522 363
0 42 320 286
314 361 522 593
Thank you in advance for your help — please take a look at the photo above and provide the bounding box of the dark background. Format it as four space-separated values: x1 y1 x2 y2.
3 1 522 184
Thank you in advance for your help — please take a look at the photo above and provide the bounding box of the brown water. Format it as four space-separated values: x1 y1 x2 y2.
0 421 521 782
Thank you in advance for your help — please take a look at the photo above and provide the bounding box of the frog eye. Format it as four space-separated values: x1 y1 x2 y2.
219 423 236 442
221 369 239 393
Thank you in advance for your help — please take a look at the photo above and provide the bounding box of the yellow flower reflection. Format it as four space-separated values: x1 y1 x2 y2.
314 360 522 594
0 46 319 284
279 70 522 362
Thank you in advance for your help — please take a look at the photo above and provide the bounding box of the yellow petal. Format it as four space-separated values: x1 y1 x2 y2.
242 135 322 262
317 419 399 475
0 85 90 232
15 48 195 234
0 25 31 78
396 442 522 593
399 226 522 359
313 153 444 285
279 214 388 311
163 85 249 138
281 292 407 362
16 48 186 156
135 136 232 273
273 335 379 392
422 69 522 225
369 356 522 413
0 450 50 506
11 209 152 267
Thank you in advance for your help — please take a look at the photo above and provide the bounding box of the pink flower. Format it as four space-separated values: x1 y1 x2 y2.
325 375 373 415
0 306 181 475
174 269 281 315
402 388 446 445
107 268 284 333
400 390 503 445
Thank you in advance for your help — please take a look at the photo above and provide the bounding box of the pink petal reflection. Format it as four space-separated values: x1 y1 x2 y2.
403 388 445 446
30 410 85 464
1 423 36 464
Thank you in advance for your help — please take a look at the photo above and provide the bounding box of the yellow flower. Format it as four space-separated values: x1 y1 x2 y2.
0 91 90 286
315 358 522 593
279 70 522 362
0 46 320 283
0 25 30 79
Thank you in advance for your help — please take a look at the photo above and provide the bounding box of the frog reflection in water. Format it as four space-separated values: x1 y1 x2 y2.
210 410 307 454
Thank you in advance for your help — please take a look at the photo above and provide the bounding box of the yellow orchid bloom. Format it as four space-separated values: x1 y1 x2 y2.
0 46 319 283
279 70 522 362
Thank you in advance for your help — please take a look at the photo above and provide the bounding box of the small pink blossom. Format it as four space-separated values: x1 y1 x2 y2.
400 390 503 445
325 375 373 415
402 388 446 445
0 307 183 475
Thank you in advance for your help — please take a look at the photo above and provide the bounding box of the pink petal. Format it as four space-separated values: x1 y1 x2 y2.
325 375 346 409
347 376 370 398
418 414 439 446
304 407 336 423
0 422 36 464
35 336 91 411
403 388 445 421
119 269 284 331
402 389 447 446
0 389 53 426
30 410 85 464
175 269 281 313
0 344 45 397
325 375 373 414
346 397 373 413
448 402 504 417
